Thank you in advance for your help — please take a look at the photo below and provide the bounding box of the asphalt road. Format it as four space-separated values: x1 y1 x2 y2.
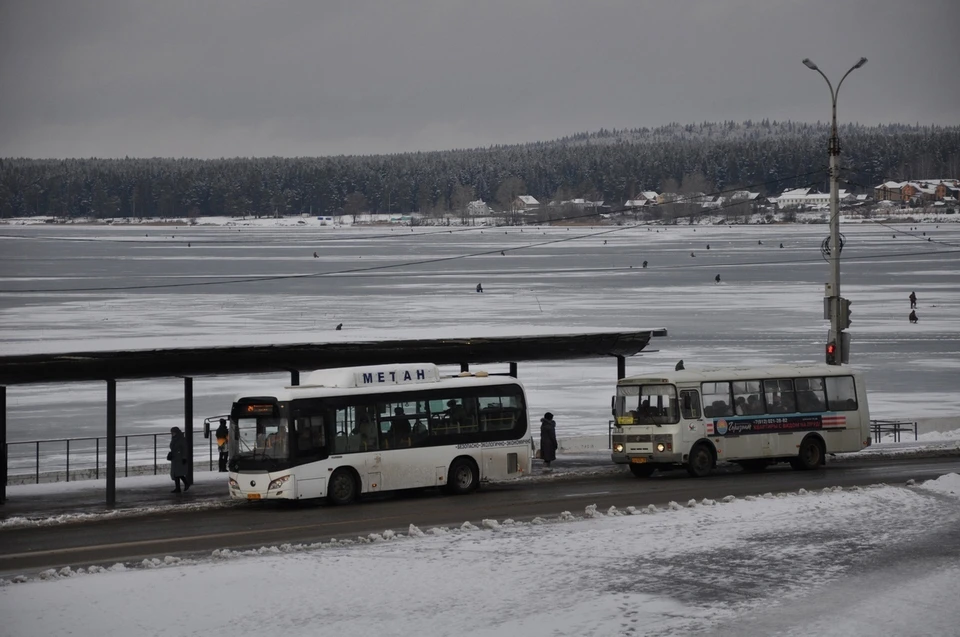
2 455 959 576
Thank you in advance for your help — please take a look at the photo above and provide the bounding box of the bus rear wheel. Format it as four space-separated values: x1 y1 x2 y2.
447 458 479 495
629 463 655 478
686 444 713 478
327 469 357 505
790 437 823 471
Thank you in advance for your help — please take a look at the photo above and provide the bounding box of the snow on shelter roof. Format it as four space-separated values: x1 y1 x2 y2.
0 329 669 385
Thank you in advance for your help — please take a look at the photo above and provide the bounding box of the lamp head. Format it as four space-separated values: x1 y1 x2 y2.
854 57 868 69
802 58 818 70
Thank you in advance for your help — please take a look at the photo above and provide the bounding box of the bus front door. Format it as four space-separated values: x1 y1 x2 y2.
679 389 705 445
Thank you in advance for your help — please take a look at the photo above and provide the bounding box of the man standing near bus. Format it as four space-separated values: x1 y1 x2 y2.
216 419 229 472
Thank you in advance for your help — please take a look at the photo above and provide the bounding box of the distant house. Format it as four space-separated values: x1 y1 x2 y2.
467 199 493 216
874 179 960 203
702 191 760 209
775 188 854 209
513 195 540 211
562 198 604 209
624 190 659 210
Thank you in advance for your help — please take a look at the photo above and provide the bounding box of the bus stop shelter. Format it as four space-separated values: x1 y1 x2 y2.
0 329 667 505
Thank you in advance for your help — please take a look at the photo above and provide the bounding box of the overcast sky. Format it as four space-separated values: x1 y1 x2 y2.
1 0 957 159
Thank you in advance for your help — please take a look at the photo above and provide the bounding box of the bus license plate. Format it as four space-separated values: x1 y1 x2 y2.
247 493 261 500
630 457 647 464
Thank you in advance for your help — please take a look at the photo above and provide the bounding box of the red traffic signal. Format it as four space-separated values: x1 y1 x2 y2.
826 341 838 365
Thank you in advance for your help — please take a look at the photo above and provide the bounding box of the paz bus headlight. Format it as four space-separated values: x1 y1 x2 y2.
613 443 624 453
268 475 291 490
228 477 239 489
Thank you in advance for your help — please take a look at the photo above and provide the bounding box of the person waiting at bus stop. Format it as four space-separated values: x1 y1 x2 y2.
539 412 558 468
168 426 190 493
216 419 229 472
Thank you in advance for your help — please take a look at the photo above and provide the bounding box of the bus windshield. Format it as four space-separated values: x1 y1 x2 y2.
230 412 289 463
615 384 679 425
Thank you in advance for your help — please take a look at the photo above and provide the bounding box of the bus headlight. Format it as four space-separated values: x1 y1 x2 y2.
268 475 291 490
656 443 665 452
613 443 624 453
228 477 239 489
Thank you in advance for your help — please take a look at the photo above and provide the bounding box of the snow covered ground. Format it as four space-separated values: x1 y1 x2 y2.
2 220 959 635
2 472 959 637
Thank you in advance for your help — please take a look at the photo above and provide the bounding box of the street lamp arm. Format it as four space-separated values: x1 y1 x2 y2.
835 57 868 102
814 67 837 106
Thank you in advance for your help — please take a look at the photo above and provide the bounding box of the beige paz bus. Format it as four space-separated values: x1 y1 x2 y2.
611 364 871 477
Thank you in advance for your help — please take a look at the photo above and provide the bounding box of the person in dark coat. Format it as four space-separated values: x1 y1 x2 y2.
168 426 189 493
909 291 917 309
539 412 558 468
909 310 918 324
215 419 229 472
476 283 483 293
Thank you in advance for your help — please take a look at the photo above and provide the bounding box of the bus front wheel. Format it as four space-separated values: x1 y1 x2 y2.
447 458 479 495
686 444 713 478
327 469 357 505
790 437 823 471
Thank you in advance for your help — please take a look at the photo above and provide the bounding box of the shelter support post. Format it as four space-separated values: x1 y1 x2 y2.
290 370 300 386
460 363 469 373
184 377 193 485
1 385 6 504
616 355 625 380
509 362 517 378
106 379 116 506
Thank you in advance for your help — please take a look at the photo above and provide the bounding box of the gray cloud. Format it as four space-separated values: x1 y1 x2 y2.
2 0 958 158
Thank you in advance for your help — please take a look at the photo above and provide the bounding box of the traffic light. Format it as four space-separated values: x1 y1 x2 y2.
826 341 838 365
838 298 852 329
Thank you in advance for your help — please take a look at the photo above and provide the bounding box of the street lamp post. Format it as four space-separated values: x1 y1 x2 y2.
802 56 867 365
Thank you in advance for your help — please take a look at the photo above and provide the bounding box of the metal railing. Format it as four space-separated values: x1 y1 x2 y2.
869 419 918 444
5 430 219 485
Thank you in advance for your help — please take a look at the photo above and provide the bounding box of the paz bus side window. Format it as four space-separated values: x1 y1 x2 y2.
796 377 826 413
732 381 764 415
701 382 733 418
825 376 857 411
764 379 796 414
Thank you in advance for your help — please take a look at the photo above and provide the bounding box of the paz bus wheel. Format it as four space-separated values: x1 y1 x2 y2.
629 463 655 478
686 444 713 478
790 437 823 471
447 458 479 495
327 469 357 505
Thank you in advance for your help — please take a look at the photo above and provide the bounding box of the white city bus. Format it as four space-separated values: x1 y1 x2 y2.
226 363 532 503
611 364 871 477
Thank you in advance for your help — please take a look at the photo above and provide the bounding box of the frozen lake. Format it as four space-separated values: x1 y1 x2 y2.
1 220 959 454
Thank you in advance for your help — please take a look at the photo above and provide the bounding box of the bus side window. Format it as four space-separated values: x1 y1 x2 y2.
764 379 796 413
680 390 701 420
825 376 858 411
795 377 826 413
701 382 733 418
